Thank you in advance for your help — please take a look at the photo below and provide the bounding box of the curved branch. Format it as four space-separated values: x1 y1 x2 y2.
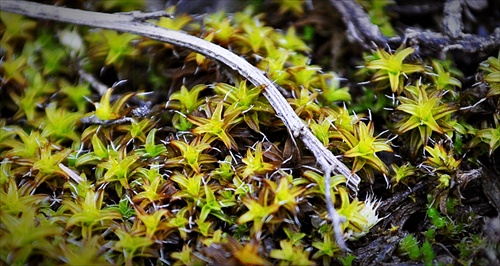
329 0 388 49
0 1 362 250
329 0 500 54
402 28 500 55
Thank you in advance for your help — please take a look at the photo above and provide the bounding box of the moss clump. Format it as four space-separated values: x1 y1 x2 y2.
1 1 499 265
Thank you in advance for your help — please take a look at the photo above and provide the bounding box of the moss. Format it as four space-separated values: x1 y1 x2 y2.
1 0 498 265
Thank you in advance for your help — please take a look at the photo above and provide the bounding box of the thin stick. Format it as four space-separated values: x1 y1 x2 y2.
322 160 349 252
329 0 387 49
329 0 499 54
0 0 361 192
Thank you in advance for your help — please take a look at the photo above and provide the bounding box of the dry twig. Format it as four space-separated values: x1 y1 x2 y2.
0 0 361 251
330 0 500 55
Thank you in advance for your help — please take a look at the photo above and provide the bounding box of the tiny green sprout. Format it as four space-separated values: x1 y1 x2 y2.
196 219 212 237
390 163 416 185
167 207 190 240
40 103 82 145
421 241 435 266
59 80 91 113
0 159 12 186
135 206 170 239
188 101 243 149
232 174 253 198
0 206 62 265
87 30 139 67
366 47 424 94
308 116 335 147
476 125 500 156
267 175 305 214
318 72 352 105
172 114 193 131
62 170 92 199
167 84 206 114
200 186 222 224
204 11 237 45
116 118 154 144
0 55 28 86
438 173 451 188
427 207 446 229
98 153 140 190
133 165 169 207
0 12 36 54
214 81 271 132
272 26 311 53
199 183 234 223
236 23 274 54
92 88 135 121
424 142 461 174
171 171 204 202
237 196 279 234
339 121 393 179
399 234 421 261
302 170 346 197
240 142 277 179
201 229 224 247
275 0 306 16
167 137 216 173
32 145 72 185
283 227 306 246
170 244 204 266
112 226 155 266
288 87 321 118
428 59 462 93
479 51 500 97
312 232 341 265
211 155 235 182
336 187 369 235
327 105 364 133
3 127 47 159
41 44 68 76
156 7 192 31
64 189 122 239
425 227 436 241
287 65 321 91
57 236 108 265
395 84 457 149
257 47 291 86
75 134 118 166
110 198 135 220
11 69 56 121
233 241 272 266
135 128 168 158
232 6 261 27
339 253 356 266
288 52 310 67
269 240 314 266
0 178 48 215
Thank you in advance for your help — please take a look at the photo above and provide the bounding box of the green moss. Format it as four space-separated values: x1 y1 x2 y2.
0 0 498 265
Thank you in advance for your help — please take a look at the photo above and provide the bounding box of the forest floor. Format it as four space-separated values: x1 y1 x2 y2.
1 0 499 265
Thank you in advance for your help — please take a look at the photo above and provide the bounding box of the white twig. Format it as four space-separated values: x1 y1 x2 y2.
78 68 108 95
321 160 349 252
0 0 361 219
